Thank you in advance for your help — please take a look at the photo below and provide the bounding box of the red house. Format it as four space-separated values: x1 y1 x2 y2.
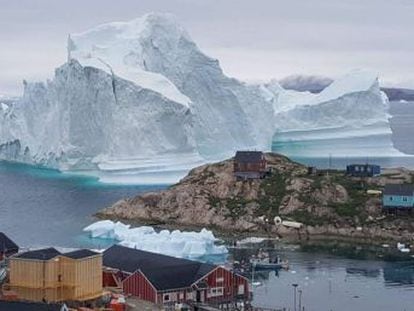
102 245 250 308
234 151 268 180
0 232 19 261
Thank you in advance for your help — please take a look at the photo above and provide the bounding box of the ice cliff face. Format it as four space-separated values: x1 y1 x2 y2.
0 60 198 174
265 70 401 157
69 13 275 158
0 13 400 183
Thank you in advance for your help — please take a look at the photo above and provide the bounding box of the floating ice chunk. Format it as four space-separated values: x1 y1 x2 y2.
83 220 228 259
82 220 131 239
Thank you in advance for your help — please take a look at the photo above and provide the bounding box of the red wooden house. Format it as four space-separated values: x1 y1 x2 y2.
102 245 250 307
0 232 19 261
233 151 268 180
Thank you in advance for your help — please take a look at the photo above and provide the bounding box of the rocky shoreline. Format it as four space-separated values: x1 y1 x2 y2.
98 153 414 244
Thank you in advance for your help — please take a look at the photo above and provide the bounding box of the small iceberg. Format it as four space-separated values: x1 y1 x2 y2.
83 220 228 259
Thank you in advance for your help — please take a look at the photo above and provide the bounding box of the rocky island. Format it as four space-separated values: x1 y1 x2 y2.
99 153 414 243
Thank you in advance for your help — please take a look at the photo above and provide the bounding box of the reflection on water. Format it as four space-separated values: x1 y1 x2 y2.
383 262 414 287
346 267 381 278
230 242 414 311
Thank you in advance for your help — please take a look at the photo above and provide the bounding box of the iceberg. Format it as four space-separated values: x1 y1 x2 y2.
0 13 274 183
83 220 228 259
0 13 403 183
265 70 403 158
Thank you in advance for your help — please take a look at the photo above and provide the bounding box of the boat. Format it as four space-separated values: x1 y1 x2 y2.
250 257 289 270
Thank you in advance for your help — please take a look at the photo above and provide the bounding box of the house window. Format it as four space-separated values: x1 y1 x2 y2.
389 196 393 201
216 277 224 282
164 294 170 302
403 197 408 202
238 284 245 295
209 287 224 297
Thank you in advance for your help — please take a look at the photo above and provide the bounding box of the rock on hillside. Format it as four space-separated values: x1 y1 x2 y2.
100 153 398 236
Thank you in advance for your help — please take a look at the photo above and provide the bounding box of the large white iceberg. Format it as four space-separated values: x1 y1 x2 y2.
0 13 403 183
83 220 228 259
265 70 403 158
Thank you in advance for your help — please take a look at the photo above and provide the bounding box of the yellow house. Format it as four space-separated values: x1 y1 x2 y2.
9 248 102 302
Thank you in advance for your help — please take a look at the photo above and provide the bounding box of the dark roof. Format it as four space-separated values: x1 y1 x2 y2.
0 232 19 253
0 301 64 311
16 247 61 260
15 248 99 261
63 249 100 259
234 151 264 163
103 245 216 291
141 263 216 291
384 184 414 196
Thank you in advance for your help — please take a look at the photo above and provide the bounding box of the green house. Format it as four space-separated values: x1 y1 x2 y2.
382 184 414 209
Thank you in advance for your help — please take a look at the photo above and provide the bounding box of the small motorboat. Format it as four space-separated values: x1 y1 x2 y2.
250 256 289 270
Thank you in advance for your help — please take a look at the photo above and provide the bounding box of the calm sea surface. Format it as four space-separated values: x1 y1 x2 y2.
0 162 166 248
0 101 414 310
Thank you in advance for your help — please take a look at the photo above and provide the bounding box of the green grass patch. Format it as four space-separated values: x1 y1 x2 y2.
256 172 288 218
224 197 248 220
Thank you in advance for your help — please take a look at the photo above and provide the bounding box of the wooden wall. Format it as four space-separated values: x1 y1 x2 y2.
73 255 102 300
9 254 102 302
122 271 157 303
203 266 249 303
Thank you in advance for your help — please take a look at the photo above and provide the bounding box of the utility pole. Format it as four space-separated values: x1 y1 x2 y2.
292 283 298 311
298 289 302 311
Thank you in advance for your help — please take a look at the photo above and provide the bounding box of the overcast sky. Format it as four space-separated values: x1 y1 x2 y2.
1 0 413 95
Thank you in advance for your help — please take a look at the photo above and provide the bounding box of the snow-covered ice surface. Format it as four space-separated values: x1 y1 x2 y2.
83 220 228 259
0 13 405 183
265 70 404 158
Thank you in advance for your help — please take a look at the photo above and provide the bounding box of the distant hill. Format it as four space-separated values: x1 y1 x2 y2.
381 88 414 102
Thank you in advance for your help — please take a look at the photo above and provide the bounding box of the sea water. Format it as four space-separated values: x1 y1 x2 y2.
0 161 166 248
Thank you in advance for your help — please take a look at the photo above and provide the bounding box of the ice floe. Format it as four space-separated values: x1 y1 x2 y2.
83 220 228 259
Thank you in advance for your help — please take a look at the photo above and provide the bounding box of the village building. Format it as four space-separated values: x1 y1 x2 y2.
346 164 381 177
0 232 19 261
0 300 68 311
383 184 414 210
102 245 250 308
233 151 268 180
8 248 103 303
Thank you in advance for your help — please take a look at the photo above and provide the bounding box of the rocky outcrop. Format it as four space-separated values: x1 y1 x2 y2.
99 154 414 244
99 153 414 243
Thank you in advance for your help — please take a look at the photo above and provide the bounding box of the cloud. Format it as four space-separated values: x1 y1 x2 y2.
0 0 413 95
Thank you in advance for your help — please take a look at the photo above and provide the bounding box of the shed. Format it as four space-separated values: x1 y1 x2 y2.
382 184 414 209
346 164 381 177
9 248 102 302
103 245 249 306
0 232 19 261
233 151 267 180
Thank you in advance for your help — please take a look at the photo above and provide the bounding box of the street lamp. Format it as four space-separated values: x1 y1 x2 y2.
292 283 298 311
